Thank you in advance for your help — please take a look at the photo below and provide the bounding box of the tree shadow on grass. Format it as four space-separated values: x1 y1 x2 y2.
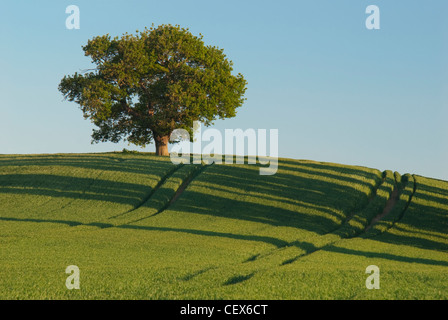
279 159 382 183
0 174 155 207
157 163 381 233
2 154 446 269
119 224 289 248
369 175 448 252
166 190 340 232
280 239 448 268
0 216 289 248
0 216 114 228
323 245 448 267
1 214 446 269
0 153 174 176
223 273 255 286
0 154 177 214
0 157 382 234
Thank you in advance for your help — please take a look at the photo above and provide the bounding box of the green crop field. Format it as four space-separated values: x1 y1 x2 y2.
0 153 447 300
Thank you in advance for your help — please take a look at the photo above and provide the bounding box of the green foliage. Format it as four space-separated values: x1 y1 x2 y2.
121 148 139 154
59 25 247 148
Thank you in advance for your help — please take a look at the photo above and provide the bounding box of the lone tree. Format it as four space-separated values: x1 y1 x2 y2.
59 24 247 156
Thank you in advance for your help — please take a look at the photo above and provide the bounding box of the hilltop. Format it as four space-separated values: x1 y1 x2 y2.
0 153 446 299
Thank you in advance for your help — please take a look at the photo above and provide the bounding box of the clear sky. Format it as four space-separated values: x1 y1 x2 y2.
0 0 447 180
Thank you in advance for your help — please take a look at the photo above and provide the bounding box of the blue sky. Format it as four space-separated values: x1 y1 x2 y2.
0 0 447 180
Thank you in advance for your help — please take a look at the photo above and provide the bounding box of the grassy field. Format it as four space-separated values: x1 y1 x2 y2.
0 153 446 299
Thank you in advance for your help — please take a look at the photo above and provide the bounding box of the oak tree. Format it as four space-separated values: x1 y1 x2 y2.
59 24 247 156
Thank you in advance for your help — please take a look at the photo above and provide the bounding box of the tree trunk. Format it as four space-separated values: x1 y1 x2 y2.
155 135 170 156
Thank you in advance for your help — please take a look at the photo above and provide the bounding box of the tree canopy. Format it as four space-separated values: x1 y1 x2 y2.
59 24 247 155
